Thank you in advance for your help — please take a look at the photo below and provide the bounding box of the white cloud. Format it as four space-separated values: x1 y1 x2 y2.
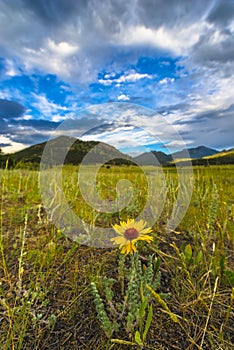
115 23 208 55
19 114 32 121
117 94 130 101
47 39 79 56
99 70 152 85
5 59 21 77
159 77 175 85
0 135 27 154
23 39 79 78
31 93 68 118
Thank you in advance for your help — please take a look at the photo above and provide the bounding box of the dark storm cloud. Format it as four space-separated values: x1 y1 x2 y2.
10 131 52 145
0 98 61 148
207 0 234 26
21 0 88 24
0 0 232 88
21 0 212 31
0 0 216 80
3 118 61 146
0 99 59 141
0 99 25 119
173 104 234 149
188 1 234 66
157 102 190 115
0 143 11 147
136 0 211 28
192 28 234 65
175 104 234 125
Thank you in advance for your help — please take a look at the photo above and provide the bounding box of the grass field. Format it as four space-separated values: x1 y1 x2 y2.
0 165 233 349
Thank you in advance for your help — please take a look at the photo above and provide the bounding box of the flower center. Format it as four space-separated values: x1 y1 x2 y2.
124 228 139 241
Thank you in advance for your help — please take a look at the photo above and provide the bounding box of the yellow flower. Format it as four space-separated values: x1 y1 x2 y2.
110 219 153 255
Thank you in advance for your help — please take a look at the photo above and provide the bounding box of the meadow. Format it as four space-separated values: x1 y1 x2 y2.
0 164 233 349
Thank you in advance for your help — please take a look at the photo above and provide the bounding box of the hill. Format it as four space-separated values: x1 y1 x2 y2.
133 146 220 165
0 136 132 168
1 140 233 168
172 145 219 159
173 148 234 166
133 151 172 165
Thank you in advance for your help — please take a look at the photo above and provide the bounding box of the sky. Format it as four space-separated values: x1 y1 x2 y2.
0 0 234 155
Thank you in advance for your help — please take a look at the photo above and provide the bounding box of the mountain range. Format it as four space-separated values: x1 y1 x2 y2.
0 136 233 168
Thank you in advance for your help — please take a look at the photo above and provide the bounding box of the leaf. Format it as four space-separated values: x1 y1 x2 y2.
146 284 179 323
195 250 203 264
219 255 226 277
161 309 179 323
184 244 192 262
111 339 136 346
225 270 234 286
139 297 147 319
135 331 143 346
154 257 161 272
143 304 153 341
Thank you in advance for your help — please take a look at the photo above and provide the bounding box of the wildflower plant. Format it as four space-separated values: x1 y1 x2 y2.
91 219 162 347
110 219 153 255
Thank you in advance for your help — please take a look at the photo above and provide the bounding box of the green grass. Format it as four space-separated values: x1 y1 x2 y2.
0 165 233 349
203 149 234 159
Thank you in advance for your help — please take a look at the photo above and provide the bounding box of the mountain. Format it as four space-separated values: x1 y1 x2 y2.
193 148 234 165
133 146 219 165
172 146 219 159
133 151 172 165
171 148 234 166
0 136 132 168
0 139 233 168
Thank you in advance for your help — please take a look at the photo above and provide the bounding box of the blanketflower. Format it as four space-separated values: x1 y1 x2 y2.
110 219 153 255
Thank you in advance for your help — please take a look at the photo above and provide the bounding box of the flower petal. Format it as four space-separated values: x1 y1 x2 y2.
136 235 153 242
139 227 153 234
111 219 152 254
112 224 124 235
134 220 146 232
110 236 128 246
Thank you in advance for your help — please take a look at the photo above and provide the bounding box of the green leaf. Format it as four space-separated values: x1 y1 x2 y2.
146 284 179 323
139 297 147 319
111 339 136 346
154 257 161 272
219 255 226 277
135 331 143 346
225 270 234 286
143 304 153 341
195 250 203 264
184 244 192 261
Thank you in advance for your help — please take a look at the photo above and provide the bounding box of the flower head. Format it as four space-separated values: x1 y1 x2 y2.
110 219 153 255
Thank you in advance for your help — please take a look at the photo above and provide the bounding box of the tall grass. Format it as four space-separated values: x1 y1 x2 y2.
0 165 233 349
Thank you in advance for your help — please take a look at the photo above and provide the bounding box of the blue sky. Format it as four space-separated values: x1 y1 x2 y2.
0 0 234 154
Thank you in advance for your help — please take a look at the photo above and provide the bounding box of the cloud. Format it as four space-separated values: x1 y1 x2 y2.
191 27 234 65
0 0 214 82
0 135 27 153
23 39 79 78
118 94 130 101
159 77 175 85
31 93 68 119
0 99 25 119
207 0 234 27
115 23 207 56
0 1 233 152
0 98 62 151
99 71 153 85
